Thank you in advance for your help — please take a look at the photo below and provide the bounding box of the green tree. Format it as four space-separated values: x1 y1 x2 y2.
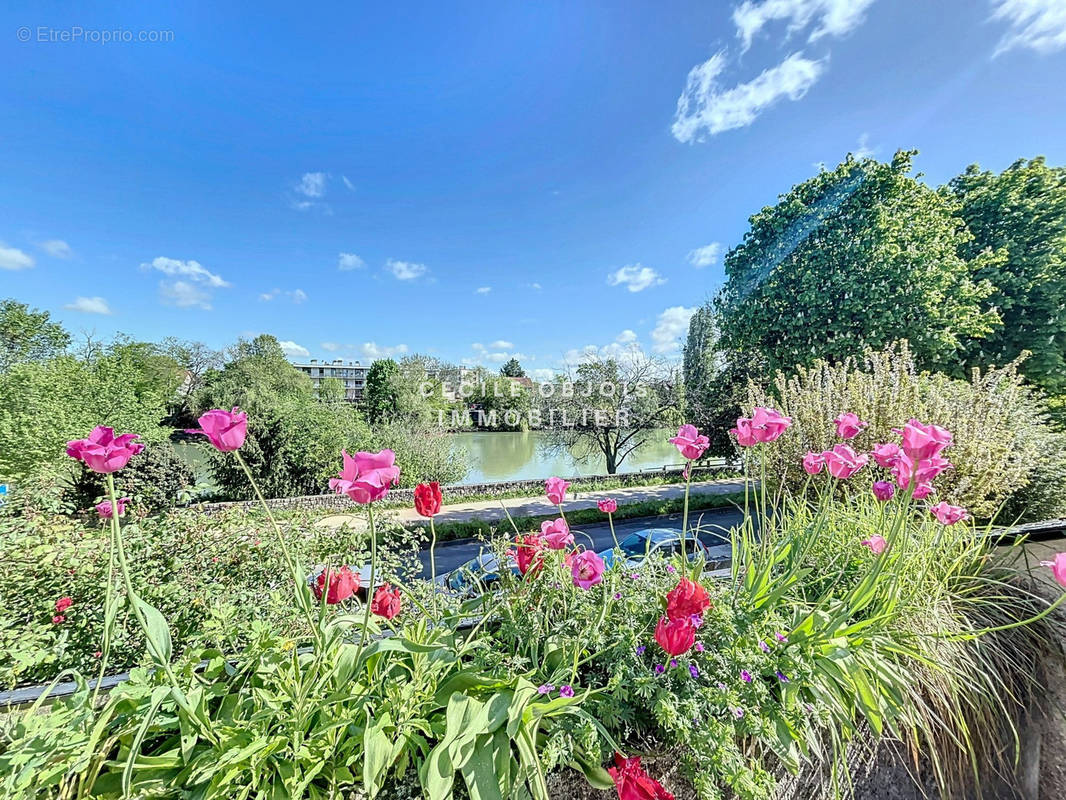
195 335 311 416
363 359 399 423
317 376 346 404
500 357 525 377
947 157 1066 393
716 151 1001 379
0 299 70 372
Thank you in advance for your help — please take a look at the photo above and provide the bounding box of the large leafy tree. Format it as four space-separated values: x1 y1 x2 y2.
947 157 1066 393
195 335 311 416
716 151 1001 379
500 357 525 377
0 299 70 372
363 359 400 423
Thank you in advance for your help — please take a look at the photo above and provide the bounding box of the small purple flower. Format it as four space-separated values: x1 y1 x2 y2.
537 684 554 695
689 664 699 678
717 682 728 692
741 670 752 683
613 592 622 600
758 640 770 653
666 565 676 573
694 642 704 653
733 707 745 719
775 632 788 643
636 645 646 656
689 614 704 629
776 671 790 683
669 659 678 668
559 685 574 697
654 664 665 674
630 572 641 580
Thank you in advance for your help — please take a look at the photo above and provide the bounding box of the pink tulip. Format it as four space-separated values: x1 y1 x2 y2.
861 535 887 555
66 426 144 474
545 477 570 505
871 442 901 469
871 481 894 502
540 518 574 550
95 497 131 519
892 454 952 490
896 419 952 461
669 424 710 460
930 502 967 525
598 498 618 514
329 449 401 504
730 418 758 447
833 412 868 440
822 444 869 479
570 550 605 589
186 407 247 452
750 407 792 443
1040 553 1066 588
802 451 825 475
911 482 934 500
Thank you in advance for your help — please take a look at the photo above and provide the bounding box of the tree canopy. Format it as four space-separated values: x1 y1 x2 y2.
500 357 525 377
0 299 71 372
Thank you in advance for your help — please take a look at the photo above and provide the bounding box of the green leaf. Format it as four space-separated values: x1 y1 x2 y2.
131 594 173 664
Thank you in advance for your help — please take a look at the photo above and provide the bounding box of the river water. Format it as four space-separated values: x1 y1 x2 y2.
450 429 683 484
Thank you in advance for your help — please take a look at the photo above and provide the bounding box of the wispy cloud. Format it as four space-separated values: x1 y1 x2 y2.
64 296 111 315
341 175 355 191
142 256 230 287
360 342 409 359
296 172 327 198
489 339 514 350
475 286 492 294
386 259 427 281
259 288 308 303
607 264 666 292
991 0 1066 55
687 242 722 268
338 252 365 270
651 306 697 353
321 342 341 352
39 239 73 258
733 0 877 51
159 280 213 310
469 342 528 365
563 330 646 367
853 132 875 158
279 340 310 359
0 244 34 270
673 51 826 141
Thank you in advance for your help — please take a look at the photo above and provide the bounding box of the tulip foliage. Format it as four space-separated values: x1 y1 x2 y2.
1 413 1064 800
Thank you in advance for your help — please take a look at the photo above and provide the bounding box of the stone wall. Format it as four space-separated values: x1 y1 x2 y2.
190 464 738 515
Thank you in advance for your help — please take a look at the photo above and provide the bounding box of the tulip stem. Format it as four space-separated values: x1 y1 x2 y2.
359 504 379 653
91 494 120 708
680 460 691 566
428 516 439 616
607 512 619 552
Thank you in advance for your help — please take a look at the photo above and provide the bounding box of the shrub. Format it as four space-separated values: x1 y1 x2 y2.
746 341 1066 520
66 441 196 514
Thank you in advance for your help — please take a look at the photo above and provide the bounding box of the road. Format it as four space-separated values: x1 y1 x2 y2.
414 506 747 577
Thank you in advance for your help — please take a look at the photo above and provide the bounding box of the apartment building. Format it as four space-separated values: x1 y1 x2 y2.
293 359 369 401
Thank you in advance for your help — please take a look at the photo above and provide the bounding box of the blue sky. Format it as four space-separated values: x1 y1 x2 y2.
3 0 1066 378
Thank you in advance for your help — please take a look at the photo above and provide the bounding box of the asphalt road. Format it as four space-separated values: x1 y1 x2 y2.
415 506 747 578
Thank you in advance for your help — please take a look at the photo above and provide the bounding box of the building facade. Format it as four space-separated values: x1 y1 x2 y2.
293 359 369 401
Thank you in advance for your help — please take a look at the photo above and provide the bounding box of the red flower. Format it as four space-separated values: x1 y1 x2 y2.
371 584 402 619
654 616 695 656
514 534 545 576
52 615 65 624
55 596 73 614
414 482 443 517
313 566 359 604
665 578 709 621
607 753 674 800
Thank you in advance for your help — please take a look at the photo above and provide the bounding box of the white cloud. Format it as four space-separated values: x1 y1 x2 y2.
279 340 311 359
143 256 230 287
607 264 666 292
470 342 527 365
616 329 638 344
296 172 327 198
0 245 34 270
321 341 341 352
489 339 514 349
260 288 308 303
360 342 409 359
342 175 355 191
672 51 826 141
732 0 877 51
563 330 647 367
528 368 556 381
39 239 73 258
991 0 1066 55
386 259 427 280
64 296 111 315
160 280 212 310
475 286 492 294
338 252 365 270
853 132 875 158
530 282 542 290
687 242 722 268
651 306 697 353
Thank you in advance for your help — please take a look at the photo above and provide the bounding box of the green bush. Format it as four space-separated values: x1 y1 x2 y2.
746 341 1066 520
66 441 196 514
